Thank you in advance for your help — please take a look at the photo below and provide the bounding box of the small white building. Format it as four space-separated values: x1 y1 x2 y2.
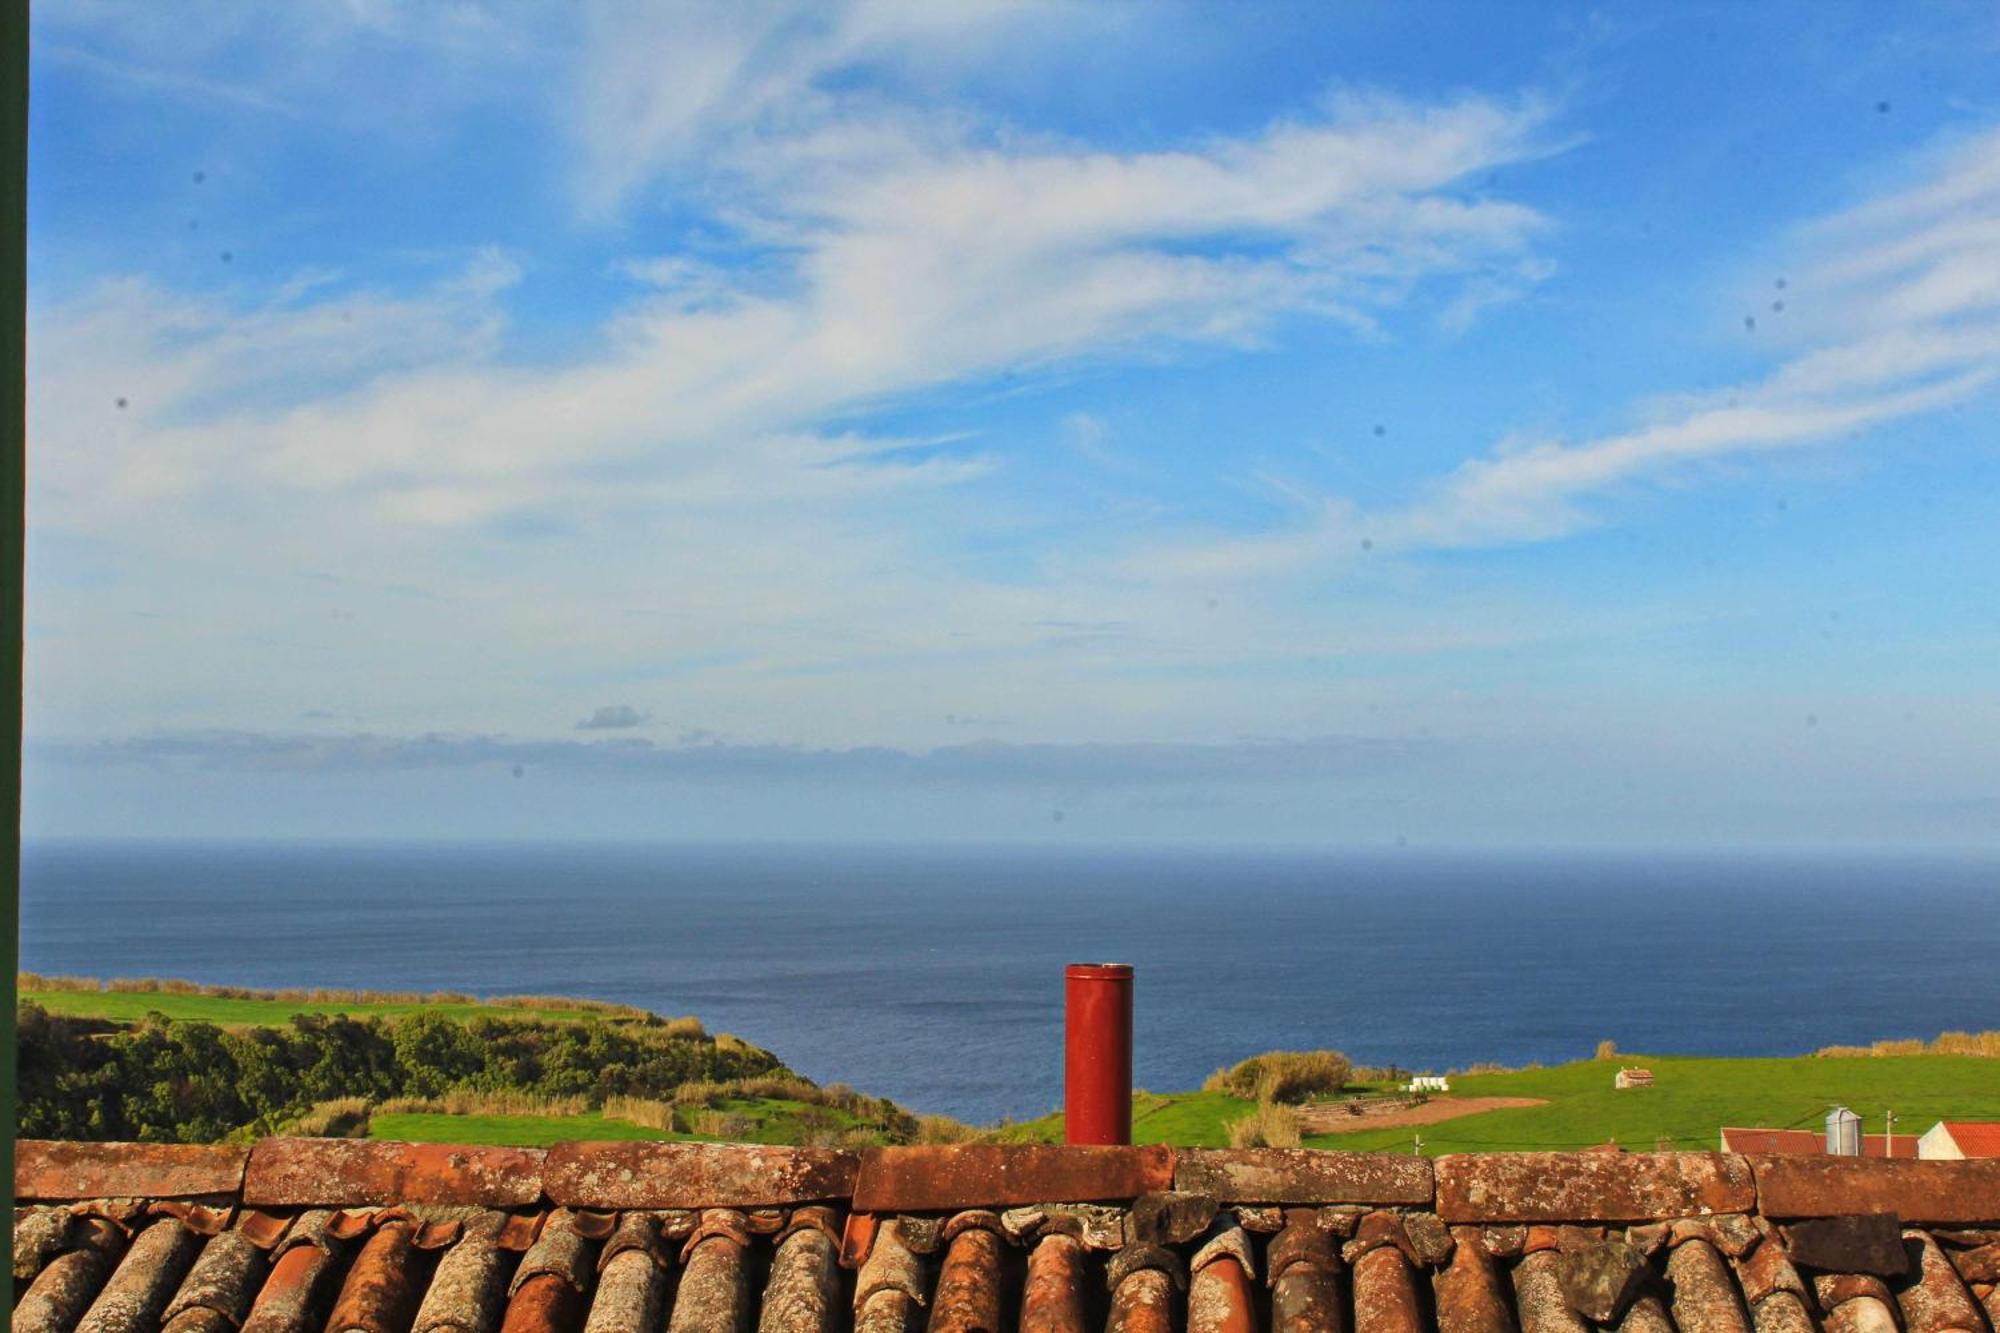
1614 1067 1654 1090
1918 1121 2000 1159
1405 1076 1449 1093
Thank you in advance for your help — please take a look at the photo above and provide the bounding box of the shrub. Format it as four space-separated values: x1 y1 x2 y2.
915 1114 984 1144
288 1097 372 1137
603 1096 681 1131
664 1015 708 1040
1206 1050 1351 1103
692 1109 754 1139
1225 1101 1302 1148
1595 1040 1618 1060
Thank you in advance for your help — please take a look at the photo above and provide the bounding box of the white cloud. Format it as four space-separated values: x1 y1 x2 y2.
16 3 1623 761
1144 125 2000 574
32 22 1554 539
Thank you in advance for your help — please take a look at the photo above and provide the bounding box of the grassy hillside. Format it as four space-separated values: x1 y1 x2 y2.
20 987 628 1028
996 1054 2000 1152
367 1095 882 1148
369 1111 684 1147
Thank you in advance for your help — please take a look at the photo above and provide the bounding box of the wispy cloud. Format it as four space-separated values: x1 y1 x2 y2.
31 88 1554 535
1145 126 2000 574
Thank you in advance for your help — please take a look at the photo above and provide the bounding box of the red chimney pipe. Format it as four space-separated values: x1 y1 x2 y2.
1064 962 1133 1145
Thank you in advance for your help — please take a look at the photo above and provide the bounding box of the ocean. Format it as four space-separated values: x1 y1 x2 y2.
18 840 2000 1125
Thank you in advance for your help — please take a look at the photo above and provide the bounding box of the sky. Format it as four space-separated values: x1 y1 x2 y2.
22 1 2000 848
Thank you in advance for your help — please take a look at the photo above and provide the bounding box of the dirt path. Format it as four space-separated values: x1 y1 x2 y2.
1297 1096 1547 1135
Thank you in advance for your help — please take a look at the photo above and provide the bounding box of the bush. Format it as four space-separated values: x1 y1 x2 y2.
692 1109 754 1139
1595 1040 1618 1060
603 1096 681 1132
1204 1050 1351 1103
1225 1101 1302 1148
288 1097 373 1137
915 1114 984 1144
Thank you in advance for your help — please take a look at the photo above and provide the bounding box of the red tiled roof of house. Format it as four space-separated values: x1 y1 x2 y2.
1940 1123 2000 1159
1719 1127 1920 1159
13 1138 2000 1333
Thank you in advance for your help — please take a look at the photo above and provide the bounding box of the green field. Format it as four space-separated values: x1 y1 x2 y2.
995 1055 2000 1152
366 1096 871 1148
368 1111 687 1147
21 988 627 1028
30 977 2000 1152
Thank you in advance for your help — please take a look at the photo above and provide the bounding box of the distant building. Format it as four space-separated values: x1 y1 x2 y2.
1718 1126 1917 1158
1614 1067 1653 1089
1917 1121 2000 1159
1405 1076 1449 1093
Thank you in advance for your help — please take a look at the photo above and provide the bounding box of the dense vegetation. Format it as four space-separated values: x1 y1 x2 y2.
15 1002 784 1143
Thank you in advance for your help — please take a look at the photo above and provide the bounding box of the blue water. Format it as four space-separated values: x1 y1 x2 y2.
18 841 2000 1125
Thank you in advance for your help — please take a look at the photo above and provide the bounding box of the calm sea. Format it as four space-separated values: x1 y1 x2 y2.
19 841 2000 1124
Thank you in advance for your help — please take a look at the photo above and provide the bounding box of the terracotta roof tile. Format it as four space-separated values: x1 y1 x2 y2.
1895 1229 1988 1333
669 1213 754 1333
930 1222 1010 1333
17 1140 249 1202
161 1227 268 1333
243 1139 544 1208
1434 1226 1517 1333
1023 1231 1092 1333
1437 1153 1756 1223
411 1211 514 1333
1177 1148 1433 1205
75 1215 203 1333
1720 1128 1917 1159
19 1138 2000 1333
758 1222 841 1333
852 1143 1173 1212
545 1141 859 1209
1939 1123 2000 1159
1752 1155 2000 1224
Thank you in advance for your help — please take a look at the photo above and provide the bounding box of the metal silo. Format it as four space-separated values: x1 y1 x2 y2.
1826 1105 1862 1156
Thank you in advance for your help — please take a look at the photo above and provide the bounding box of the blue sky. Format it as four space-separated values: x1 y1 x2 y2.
23 2 2000 847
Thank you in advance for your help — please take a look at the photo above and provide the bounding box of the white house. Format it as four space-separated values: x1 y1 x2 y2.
1918 1121 2000 1159
1405 1076 1449 1093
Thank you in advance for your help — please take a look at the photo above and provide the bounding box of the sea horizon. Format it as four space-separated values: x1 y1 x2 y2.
21 838 2000 1124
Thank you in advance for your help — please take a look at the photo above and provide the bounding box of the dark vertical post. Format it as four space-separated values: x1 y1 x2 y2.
1064 962 1132 1145
1 4 27 1328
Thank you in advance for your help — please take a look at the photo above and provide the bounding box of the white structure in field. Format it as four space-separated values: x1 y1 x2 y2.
1918 1121 2000 1159
1405 1076 1449 1093
1614 1067 1654 1089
